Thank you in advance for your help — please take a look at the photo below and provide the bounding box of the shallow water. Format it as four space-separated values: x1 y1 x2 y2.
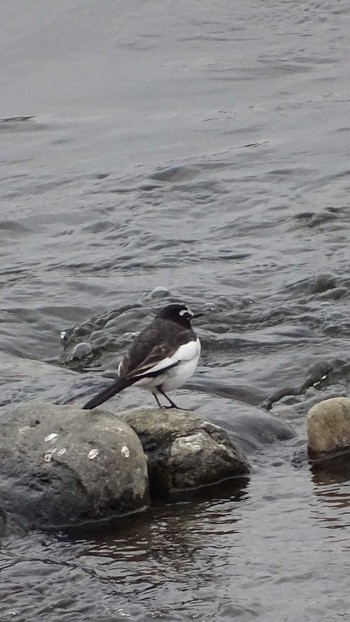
1 0 350 620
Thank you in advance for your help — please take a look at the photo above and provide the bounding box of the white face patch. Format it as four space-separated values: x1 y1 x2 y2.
179 307 194 317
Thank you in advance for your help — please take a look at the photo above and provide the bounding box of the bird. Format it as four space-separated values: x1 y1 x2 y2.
82 303 202 410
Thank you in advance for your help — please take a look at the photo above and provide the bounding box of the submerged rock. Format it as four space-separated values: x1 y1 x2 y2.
0 402 148 530
207 404 296 454
307 397 350 460
121 408 250 499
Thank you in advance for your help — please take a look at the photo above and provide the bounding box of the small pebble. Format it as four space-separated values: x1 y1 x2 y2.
72 342 93 360
150 287 169 299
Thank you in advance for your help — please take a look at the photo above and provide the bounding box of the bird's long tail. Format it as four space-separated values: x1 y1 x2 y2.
82 377 130 410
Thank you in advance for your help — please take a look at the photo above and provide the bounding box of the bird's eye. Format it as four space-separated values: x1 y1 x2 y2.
179 309 188 317
179 307 194 318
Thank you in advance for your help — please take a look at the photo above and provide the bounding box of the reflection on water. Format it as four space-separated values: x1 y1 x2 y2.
1 455 350 620
311 457 350 531
1 496 246 621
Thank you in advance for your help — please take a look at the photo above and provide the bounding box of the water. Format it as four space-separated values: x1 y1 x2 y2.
1 0 350 619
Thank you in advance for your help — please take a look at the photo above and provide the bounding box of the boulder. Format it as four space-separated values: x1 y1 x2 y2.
120 408 250 499
203 404 296 453
0 402 149 530
307 397 350 460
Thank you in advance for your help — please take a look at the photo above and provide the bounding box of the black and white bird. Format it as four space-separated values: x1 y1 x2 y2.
82 303 202 410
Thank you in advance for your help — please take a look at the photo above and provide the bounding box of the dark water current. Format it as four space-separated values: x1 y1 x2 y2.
1 1 350 620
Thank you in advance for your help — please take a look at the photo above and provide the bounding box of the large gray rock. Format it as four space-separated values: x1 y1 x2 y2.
307 397 350 459
0 402 149 530
120 408 250 499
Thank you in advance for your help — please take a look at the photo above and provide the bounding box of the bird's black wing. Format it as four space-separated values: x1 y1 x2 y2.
118 321 194 381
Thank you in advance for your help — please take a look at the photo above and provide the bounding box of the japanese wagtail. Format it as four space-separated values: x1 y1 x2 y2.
82 303 202 410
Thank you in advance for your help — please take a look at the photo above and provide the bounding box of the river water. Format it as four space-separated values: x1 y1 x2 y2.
1 1 350 620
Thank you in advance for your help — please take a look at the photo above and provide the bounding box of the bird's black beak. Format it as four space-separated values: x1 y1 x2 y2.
193 312 204 319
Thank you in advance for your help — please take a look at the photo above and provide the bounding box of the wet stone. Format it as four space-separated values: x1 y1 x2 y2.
0 402 149 530
120 408 250 499
307 397 350 459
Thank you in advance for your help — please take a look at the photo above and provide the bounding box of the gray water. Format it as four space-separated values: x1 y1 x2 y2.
1 0 350 620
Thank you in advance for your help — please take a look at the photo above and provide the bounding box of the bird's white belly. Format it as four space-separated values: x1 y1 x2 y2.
160 353 199 391
133 338 200 393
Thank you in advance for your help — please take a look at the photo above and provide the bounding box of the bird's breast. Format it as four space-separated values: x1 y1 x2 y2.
159 337 200 392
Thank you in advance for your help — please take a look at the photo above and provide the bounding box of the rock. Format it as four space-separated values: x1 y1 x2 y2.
0 402 149 530
121 408 250 499
204 404 296 453
307 397 350 459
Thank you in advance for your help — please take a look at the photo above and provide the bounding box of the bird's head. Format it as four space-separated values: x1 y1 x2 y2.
156 303 202 328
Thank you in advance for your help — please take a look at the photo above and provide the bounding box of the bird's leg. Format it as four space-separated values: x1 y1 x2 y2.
152 392 163 408
157 387 179 409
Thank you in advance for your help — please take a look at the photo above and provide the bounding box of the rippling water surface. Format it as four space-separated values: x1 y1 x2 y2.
1 0 350 620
